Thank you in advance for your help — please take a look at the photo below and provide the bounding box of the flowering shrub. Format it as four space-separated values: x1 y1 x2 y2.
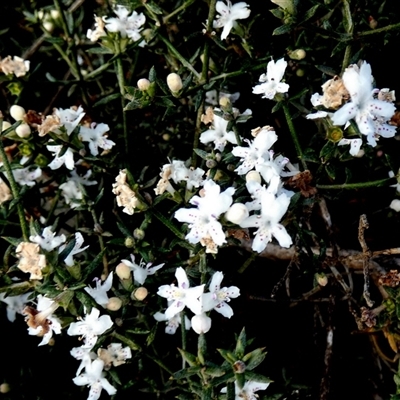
1 0 400 399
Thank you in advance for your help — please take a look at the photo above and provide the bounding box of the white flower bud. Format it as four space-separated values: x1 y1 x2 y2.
1 121 11 131
191 313 212 335
43 21 55 32
15 123 31 138
245 171 261 183
390 199 400 212
0 383 11 394
137 78 151 91
116 262 131 280
225 203 249 225
131 286 148 301
10 105 26 121
50 9 60 19
166 73 182 93
289 49 306 60
106 297 123 311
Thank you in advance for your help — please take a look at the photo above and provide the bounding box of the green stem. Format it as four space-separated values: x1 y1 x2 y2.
158 34 201 79
317 177 392 190
227 381 235 400
341 44 352 73
91 208 108 277
163 0 196 23
282 103 307 171
238 252 256 274
145 353 175 376
180 311 187 368
357 22 400 36
0 121 29 241
115 54 129 157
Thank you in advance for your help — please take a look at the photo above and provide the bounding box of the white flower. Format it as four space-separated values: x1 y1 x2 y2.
12 166 42 186
121 254 164 285
225 203 249 224
97 343 132 368
202 271 240 318
200 111 238 151
338 138 363 157
389 169 400 193
47 145 75 170
72 359 117 400
54 106 85 135
30 227 66 252
87 15 106 42
60 232 89 267
59 170 98 208
154 309 191 335
70 346 96 376
104 5 146 46
213 1 251 40
79 123 115 156
157 267 204 319
232 128 278 175
191 313 212 334
112 169 140 215
205 90 240 106
0 55 30 77
221 380 270 400
252 58 289 100
67 307 113 349
0 292 31 322
23 295 62 346
240 187 292 252
332 61 396 147
174 180 235 247
84 273 114 307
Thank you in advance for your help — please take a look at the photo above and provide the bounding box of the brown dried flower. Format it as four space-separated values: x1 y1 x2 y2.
15 242 46 280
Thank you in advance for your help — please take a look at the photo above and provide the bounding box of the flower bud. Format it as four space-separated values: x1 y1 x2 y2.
15 123 31 138
390 199 400 212
206 159 217 169
289 49 306 60
166 73 182 93
233 360 246 373
225 203 249 225
246 171 261 183
133 228 145 240
116 262 131 280
43 21 55 32
10 105 26 121
219 96 231 111
125 237 135 248
50 9 60 19
137 78 151 91
326 127 343 143
315 272 328 287
106 297 123 311
131 286 148 301
0 383 11 394
191 313 211 334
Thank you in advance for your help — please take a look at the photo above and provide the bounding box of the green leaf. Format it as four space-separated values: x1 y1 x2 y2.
319 141 335 159
86 47 114 54
124 99 142 111
173 366 202 380
0 281 33 295
272 24 293 36
270 8 284 19
108 369 122 386
300 5 320 23
243 348 267 370
178 348 199 367
1 236 21 247
271 101 283 113
235 327 246 358
44 36 65 44
75 290 96 312
244 371 273 384
146 1 163 14
94 93 121 107
315 65 337 77
112 332 142 351
217 348 237 364
193 148 209 160
81 248 107 281
155 96 175 108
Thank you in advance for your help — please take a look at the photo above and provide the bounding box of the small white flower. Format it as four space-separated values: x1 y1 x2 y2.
332 61 396 147
200 110 238 151
97 343 132 368
157 267 204 319
154 309 191 335
60 232 89 267
54 106 85 135
104 5 146 46
84 273 114 307
67 307 113 349
70 346 96 376
12 166 42 187
47 145 75 170
338 138 363 157
87 15 106 42
252 58 289 100
23 295 61 346
0 55 30 77
221 380 270 400
30 227 66 251
174 180 235 247
213 1 251 40
390 199 400 212
0 292 31 322
79 123 115 156
121 255 164 285
202 271 240 318
72 359 117 400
